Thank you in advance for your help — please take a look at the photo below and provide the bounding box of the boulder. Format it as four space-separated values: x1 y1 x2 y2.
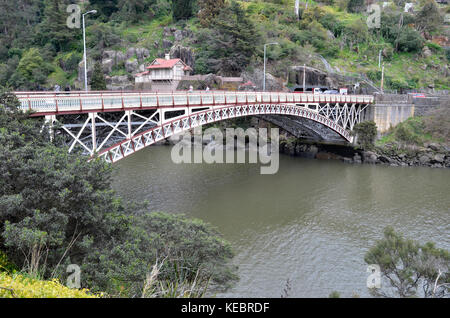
174 30 183 42
102 58 114 74
126 48 136 60
433 153 445 163
163 27 172 37
326 30 335 40
242 68 285 91
135 48 149 60
125 59 139 73
422 46 432 58
419 155 430 165
162 39 173 49
170 45 195 68
427 143 441 152
102 50 126 69
378 155 391 163
362 151 378 164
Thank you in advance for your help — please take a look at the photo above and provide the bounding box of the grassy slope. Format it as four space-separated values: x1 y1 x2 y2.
376 116 444 146
79 0 448 90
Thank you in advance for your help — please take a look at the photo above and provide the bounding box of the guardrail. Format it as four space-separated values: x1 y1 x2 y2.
15 91 374 115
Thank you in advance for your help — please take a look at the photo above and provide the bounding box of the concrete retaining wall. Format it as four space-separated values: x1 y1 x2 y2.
367 94 448 133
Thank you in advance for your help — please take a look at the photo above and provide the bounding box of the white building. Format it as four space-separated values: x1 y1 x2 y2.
135 54 193 91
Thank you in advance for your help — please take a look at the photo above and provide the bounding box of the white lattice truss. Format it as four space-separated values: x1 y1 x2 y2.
15 91 373 164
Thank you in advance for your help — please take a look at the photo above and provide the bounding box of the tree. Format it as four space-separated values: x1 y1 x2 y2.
365 227 449 298
0 89 237 296
37 0 79 52
395 27 424 53
90 0 120 21
415 0 442 33
172 0 195 21
90 62 107 90
14 48 53 90
352 121 377 150
195 1 260 76
347 0 364 13
198 0 225 27
116 0 156 24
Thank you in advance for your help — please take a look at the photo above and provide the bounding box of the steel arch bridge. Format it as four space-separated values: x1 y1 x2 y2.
16 91 374 163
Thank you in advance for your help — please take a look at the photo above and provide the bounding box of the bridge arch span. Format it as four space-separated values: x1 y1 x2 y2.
97 104 351 163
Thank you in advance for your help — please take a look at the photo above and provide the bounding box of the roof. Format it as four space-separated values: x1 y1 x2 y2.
146 58 193 71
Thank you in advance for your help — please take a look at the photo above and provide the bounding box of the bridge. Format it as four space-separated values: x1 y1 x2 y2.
15 91 374 163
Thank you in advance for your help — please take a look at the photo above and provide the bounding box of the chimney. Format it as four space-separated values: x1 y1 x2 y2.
165 53 170 60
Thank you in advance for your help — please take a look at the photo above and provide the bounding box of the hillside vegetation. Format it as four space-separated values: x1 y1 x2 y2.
0 0 448 91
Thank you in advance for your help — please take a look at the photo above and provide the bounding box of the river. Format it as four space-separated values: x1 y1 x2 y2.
111 145 450 298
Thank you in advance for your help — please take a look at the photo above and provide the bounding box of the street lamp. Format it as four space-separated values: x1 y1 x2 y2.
263 42 279 91
82 10 97 92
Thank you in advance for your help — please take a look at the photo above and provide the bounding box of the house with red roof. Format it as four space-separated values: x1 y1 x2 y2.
135 54 192 91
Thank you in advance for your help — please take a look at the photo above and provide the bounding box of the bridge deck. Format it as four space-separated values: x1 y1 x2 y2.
14 91 374 116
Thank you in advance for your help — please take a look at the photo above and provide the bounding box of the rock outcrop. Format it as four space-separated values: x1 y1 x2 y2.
241 69 286 91
170 45 195 69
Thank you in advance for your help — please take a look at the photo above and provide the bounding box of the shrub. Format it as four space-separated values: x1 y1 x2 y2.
367 70 382 82
426 42 443 52
0 272 99 298
0 251 17 273
352 121 378 149
395 27 424 53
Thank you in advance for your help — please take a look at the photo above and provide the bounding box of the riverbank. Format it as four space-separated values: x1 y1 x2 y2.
279 137 450 168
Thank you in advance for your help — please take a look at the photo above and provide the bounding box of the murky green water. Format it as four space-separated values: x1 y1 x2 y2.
112 146 449 297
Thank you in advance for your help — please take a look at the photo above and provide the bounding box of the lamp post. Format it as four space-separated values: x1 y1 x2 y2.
82 10 97 92
263 42 278 91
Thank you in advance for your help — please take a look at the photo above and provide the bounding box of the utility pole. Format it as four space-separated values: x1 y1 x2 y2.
263 42 279 91
380 64 385 94
378 50 382 69
83 10 97 92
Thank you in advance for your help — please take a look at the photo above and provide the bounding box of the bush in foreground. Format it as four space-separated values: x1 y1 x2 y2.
0 272 99 298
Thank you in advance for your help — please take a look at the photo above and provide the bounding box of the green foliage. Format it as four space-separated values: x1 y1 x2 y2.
172 0 196 21
195 1 260 76
352 121 378 149
367 70 382 81
0 272 99 298
329 291 341 298
0 89 237 296
377 117 443 146
198 0 225 27
415 0 442 33
0 250 17 273
115 0 157 24
395 27 424 53
38 0 79 52
90 62 107 90
15 48 54 90
365 227 449 298
426 42 443 53
423 104 450 143
0 0 447 92
347 0 364 13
